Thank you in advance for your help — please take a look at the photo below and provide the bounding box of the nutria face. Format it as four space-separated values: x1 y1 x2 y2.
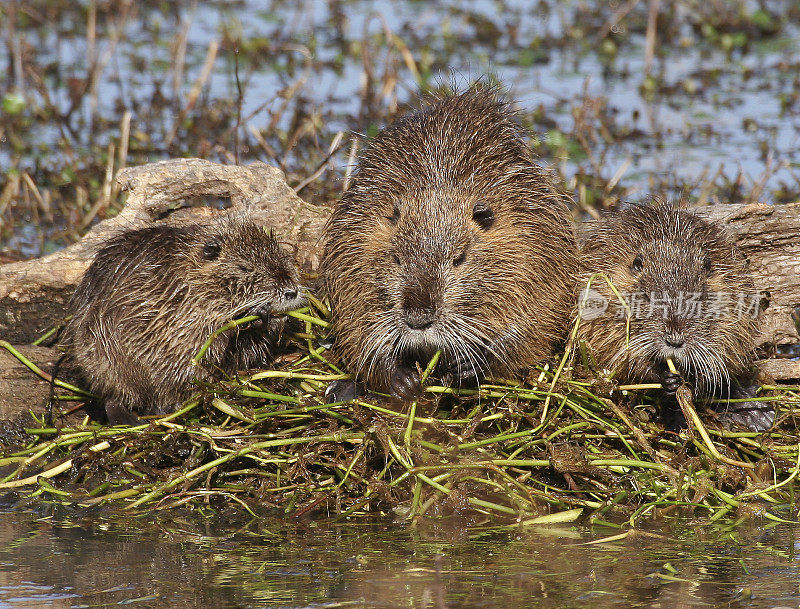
577 205 758 396
613 239 747 393
327 179 575 390
63 216 306 421
193 221 305 324
366 190 505 378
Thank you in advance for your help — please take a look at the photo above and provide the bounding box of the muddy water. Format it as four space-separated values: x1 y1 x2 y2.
0 508 799 608
17 0 800 190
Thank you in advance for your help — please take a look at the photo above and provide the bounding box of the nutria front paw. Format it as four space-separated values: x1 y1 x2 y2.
390 366 422 401
715 384 774 432
325 380 367 403
442 350 485 387
716 400 774 432
661 373 683 394
237 305 273 331
105 400 142 426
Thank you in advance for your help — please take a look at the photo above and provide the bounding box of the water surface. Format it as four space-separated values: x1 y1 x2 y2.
1 508 799 608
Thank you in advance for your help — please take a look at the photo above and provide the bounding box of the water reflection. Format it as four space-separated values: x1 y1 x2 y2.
0 509 799 608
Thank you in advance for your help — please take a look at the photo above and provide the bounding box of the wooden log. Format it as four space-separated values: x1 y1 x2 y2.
757 358 800 382
0 159 331 344
699 202 800 350
0 345 59 420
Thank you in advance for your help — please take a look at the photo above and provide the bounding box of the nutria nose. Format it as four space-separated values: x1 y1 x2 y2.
665 334 685 348
283 288 298 301
405 310 435 330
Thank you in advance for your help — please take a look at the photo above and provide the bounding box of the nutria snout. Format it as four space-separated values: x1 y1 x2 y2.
61 215 305 424
576 202 772 431
322 86 577 399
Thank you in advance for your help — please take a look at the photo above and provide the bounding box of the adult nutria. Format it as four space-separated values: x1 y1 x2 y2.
322 87 577 399
61 215 305 424
575 203 772 431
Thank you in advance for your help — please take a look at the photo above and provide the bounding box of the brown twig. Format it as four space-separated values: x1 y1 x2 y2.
165 39 220 147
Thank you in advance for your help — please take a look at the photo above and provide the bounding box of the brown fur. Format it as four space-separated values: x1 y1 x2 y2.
62 215 304 423
576 203 758 399
322 87 577 396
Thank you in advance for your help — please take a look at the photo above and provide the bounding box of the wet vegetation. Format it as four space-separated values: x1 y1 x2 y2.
2 0 800 528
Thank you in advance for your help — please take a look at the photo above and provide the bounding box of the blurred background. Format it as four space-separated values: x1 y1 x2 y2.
2 0 799 260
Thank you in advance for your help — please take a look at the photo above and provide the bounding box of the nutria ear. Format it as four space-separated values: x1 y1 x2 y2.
202 241 221 261
472 201 494 229
703 256 713 272
631 254 644 273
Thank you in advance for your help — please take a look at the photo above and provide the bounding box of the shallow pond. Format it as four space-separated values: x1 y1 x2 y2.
1 508 800 608
3 0 800 256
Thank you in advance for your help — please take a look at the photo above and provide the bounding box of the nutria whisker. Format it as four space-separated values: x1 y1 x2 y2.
229 293 282 317
446 314 494 373
442 325 487 384
694 341 730 399
355 312 398 380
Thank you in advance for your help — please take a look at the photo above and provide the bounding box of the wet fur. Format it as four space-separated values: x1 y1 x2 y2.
323 87 577 395
62 216 304 422
576 203 764 426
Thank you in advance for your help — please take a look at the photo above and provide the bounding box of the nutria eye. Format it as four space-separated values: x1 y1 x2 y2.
631 255 643 273
202 241 220 261
453 252 466 267
392 254 400 265
238 264 253 273
472 201 494 230
387 204 400 225
703 256 712 272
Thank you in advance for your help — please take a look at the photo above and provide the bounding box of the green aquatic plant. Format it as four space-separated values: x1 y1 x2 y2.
1 300 798 529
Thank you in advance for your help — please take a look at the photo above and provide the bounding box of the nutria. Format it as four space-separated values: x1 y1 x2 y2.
61 215 305 424
322 87 577 399
575 202 772 431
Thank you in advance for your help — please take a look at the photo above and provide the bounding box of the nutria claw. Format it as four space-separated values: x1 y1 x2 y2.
324 379 366 403
714 383 775 432
661 373 683 394
251 304 273 321
716 401 775 432
325 370 421 403
390 366 423 401
243 304 274 330
104 399 142 426
441 349 487 386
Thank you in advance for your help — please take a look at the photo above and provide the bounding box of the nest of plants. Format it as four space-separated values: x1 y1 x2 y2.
1 297 799 529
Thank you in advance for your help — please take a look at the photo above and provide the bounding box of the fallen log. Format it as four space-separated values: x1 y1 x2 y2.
0 344 60 420
700 202 800 350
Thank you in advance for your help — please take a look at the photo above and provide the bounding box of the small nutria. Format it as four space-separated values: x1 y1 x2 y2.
322 87 577 398
61 215 305 424
575 202 772 431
